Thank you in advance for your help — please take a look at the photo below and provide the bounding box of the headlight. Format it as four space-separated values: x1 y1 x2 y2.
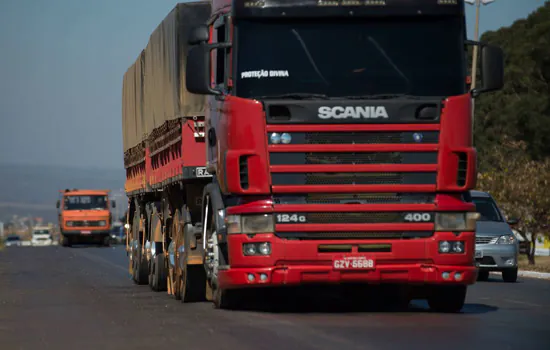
439 240 465 254
496 235 516 244
226 214 274 234
243 242 272 256
435 212 479 231
99 221 106 226
66 221 74 227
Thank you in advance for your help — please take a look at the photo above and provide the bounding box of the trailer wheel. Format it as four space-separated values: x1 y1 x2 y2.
152 253 168 291
133 248 149 285
427 285 467 313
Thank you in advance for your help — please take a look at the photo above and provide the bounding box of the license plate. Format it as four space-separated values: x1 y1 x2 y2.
195 167 212 178
475 250 483 258
333 256 375 270
81 231 91 235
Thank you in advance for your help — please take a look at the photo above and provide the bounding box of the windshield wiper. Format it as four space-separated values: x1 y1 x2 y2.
335 94 424 100
254 93 330 100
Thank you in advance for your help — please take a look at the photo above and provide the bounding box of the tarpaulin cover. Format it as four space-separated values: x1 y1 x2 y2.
122 1 211 151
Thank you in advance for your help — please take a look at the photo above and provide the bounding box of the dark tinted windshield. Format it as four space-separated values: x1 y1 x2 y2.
235 17 466 98
472 197 503 222
6 236 20 241
33 230 50 235
64 195 108 210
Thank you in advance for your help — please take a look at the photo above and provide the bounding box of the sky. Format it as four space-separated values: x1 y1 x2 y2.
0 0 546 170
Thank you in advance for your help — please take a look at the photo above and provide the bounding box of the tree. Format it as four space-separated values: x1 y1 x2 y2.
477 138 550 265
472 2 550 167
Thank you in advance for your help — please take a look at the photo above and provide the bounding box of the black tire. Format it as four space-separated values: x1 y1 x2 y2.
102 235 111 247
213 287 242 310
477 270 490 281
152 253 168 292
502 268 518 283
181 263 207 303
62 236 72 247
427 285 467 313
133 248 149 285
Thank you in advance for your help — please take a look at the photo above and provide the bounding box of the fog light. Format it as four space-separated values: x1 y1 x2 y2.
442 272 450 279
247 273 255 282
439 241 451 253
452 241 464 253
260 273 268 281
455 272 462 280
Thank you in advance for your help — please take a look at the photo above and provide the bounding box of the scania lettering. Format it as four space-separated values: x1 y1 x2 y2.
318 106 389 119
122 0 504 313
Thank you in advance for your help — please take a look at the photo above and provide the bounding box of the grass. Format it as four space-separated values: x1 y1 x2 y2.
519 255 550 273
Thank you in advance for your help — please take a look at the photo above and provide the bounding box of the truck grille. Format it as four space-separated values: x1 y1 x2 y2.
268 127 439 240
276 212 435 224
71 221 103 227
273 193 435 205
278 231 434 240
271 172 436 186
292 131 439 145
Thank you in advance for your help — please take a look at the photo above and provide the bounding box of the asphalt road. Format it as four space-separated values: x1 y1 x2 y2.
1 246 549 350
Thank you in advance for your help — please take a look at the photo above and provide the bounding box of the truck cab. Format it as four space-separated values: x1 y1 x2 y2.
57 189 115 247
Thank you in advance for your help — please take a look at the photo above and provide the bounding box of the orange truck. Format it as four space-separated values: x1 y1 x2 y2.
56 189 116 247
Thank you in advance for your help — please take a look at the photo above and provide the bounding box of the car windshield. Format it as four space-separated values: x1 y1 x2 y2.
64 195 108 210
6 236 20 241
235 17 466 99
472 197 503 222
33 230 50 235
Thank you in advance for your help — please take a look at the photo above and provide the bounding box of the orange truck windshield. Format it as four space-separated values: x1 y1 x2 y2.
64 195 108 210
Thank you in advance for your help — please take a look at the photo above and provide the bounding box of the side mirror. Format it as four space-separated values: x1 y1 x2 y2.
507 218 519 226
188 25 210 45
186 42 231 96
56 200 60 209
468 41 504 97
112 200 116 208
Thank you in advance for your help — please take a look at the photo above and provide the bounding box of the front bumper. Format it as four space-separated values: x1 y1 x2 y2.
217 232 477 289
475 243 519 271
32 240 52 246
62 230 110 236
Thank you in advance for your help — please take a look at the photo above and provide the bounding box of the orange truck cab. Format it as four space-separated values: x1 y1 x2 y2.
56 189 115 247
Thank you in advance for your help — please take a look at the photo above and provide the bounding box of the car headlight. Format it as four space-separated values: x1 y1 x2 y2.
226 214 274 234
496 234 516 244
99 221 106 226
435 212 479 231
66 221 74 227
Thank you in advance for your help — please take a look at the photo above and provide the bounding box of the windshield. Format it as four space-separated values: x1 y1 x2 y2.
472 197 503 222
235 17 466 99
33 230 50 235
6 236 20 242
64 195 108 210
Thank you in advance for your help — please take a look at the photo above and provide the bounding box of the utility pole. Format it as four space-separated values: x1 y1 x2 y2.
465 0 496 118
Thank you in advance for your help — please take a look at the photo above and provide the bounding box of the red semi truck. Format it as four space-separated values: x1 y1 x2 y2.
123 0 504 311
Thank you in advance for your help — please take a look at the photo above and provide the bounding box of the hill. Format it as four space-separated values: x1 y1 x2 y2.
0 163 127 223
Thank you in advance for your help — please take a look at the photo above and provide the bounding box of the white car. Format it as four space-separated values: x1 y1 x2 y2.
31 226 53 246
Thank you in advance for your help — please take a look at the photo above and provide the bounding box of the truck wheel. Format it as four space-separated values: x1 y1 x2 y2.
477 270 489 281
427 285 467 313
102 236 111 247
152 253 168 292
181 262 207 303
62 236 72 247
502 268 518 283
